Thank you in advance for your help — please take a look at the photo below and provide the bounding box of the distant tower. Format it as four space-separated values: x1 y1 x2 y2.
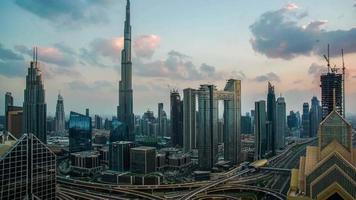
302 102 310 138
4 92 13 131
276 96 286 149
254 100 267 160
158 103 164 138
183 88 196 153
266 82 276 155
54 93 65 135
118 0 135 141
309 96 322 137
170 90 183 147
23 47 47 143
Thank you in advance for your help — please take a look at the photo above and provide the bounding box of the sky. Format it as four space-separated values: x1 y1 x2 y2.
0 0 356 118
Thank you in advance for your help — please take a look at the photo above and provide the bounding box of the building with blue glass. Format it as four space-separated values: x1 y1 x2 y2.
69 111 92 153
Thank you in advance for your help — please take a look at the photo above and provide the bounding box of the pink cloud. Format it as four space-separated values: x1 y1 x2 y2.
284 3 298 11
90 37 124 60
134 35 160 58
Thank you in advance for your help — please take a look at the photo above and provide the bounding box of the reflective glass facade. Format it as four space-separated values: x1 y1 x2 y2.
69 111 92 153
320 112 350 150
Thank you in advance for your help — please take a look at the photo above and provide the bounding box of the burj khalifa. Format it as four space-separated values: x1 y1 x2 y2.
118 0 134 141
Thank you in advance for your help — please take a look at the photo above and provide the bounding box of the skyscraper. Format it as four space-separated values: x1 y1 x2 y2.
309 96 322 137
23 47 47 143
94 115 103 129
54 93 65 135
254 100 267 160
118 0 135 142
4 92 13 132
301 102 310 138
183 88 196 153
276 96 286 149
266 82 276 155
109 141 134 172
158 103 164 138
241 113 252 134
170 90 183 147
69 111 92 153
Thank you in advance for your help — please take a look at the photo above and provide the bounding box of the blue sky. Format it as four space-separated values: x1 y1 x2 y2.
1 0 356 117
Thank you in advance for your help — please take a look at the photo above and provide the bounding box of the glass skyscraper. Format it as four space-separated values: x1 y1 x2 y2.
69 111 92 153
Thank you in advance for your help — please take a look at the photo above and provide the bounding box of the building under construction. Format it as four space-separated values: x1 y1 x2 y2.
320 45 346 119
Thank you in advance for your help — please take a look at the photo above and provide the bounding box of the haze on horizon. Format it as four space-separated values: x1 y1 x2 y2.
0 0 356 118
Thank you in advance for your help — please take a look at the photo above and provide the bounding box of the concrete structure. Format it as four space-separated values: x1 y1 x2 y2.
302 102 310 138
183 88 196 152
170 90 183 147
276 96 286 149
4 92 13 132
118 0 135 142
54 93 65 135
320 71 344 119
6 106 23 138
109 141 134 172
69 111 92 153
197 79 241 170
70 150 102 176
254 100 267 160
130 146 156 174
309 96 322 138
0 132 56 199
23 47 47 143
288 110 355 199
266 82 276 156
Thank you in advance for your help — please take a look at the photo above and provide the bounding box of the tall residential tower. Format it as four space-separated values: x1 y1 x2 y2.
118 0 134 141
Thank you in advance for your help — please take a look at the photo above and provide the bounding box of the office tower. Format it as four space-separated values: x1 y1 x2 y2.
0 132 56 199
7 106 23 138
161 111 168 137
276 96 286 149
69 111 92 153
47 117 55 133
130 146 156 174
241 113 252 134
110 119 124 143
23 47 47 144
287 111 298 130
223 79 241 165
183 88 196 152
254 101 267 160
158 103 164 138
266 82 276 155
309 96 322 137
301 103 310 138
217 119 224 143
288 108 355 199
4 92 13 131
250 110 255 134
118 0 135 142
170 90 183 147
109 141 134 172
321 73 343 119
197 85 218 170
85 108 89 117
94 115 103 129
54 93 65 135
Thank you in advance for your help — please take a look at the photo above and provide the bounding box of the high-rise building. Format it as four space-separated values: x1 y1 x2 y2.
110 119 124 143
85 108 89 117
320 70 344 119
309 96 322 137
4 92 13 132
254 100 267 160
54 93 65 135
130 146 156 174
158 103 164 138
275 96 286 149
69 111 92 153
118 0 135 142
94 115 103 129
109 141 134 172
241 113 252 134
0 132 56 199
170 90 183 147
266 82 276 155
287 111 299 130
301 102 310 138
183 88 196 152
287 109 355 199
7 106 23 138
23 47 47 143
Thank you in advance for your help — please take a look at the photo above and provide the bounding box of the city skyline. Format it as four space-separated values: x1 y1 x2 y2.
1 0 356 117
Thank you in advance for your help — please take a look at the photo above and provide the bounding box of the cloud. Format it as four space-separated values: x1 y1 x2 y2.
15 44 76 67
134 50 224 80
284 3 298 11
0 44 26 78
14 0 116 28
308 63 327 84
134 35 160 59
250 4 356 59
67 80 116 92
231 70 247 80
254 72 281 82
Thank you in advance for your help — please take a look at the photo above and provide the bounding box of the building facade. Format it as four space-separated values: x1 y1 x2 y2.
130 146 156 174
183 88 196 152
170 90 183 147
302 102 310 138
109 141 134 172
54 93 65 135
320 71 344 119
69 111 92 153
23 48 47 143
254 100 267 160
276 96 286 149
309 96 322 138
4 92 13 132
266 82 276 156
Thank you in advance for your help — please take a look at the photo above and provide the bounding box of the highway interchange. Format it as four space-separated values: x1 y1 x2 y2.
57 138 316 200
